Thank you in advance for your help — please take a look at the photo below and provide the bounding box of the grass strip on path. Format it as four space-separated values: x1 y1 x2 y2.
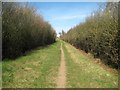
62 41 118 88
2 41 61 88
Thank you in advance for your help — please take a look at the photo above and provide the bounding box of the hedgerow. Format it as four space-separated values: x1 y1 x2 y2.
62 2 119 68
2 2 56 59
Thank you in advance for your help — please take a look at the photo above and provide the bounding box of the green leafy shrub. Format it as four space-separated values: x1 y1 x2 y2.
2 2 56 59
62 2 119 68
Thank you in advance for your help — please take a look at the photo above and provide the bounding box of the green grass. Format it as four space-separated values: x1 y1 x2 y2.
2 40 118 88
2 41 61 88
62 41 118 88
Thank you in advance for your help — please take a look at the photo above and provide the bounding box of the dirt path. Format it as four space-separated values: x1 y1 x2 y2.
56 43 66 88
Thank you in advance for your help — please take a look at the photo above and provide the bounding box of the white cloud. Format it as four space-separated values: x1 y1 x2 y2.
53 14 87 20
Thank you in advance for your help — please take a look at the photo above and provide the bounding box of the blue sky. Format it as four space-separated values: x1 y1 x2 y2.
30 2 101 36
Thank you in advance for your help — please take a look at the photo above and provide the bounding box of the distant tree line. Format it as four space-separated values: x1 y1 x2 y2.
2 2 56 59
62 2 119 68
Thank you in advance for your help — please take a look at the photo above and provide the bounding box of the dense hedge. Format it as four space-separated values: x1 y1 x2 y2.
2 2 56 59
62 2 119 68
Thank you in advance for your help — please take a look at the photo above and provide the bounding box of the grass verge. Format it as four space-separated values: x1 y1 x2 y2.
62 41 118 88
2 41 61 88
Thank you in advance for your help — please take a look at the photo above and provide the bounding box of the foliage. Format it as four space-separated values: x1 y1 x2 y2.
62 2 119 68
2 2 56 59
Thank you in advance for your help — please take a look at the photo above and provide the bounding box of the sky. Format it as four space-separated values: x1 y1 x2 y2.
29 2 101 36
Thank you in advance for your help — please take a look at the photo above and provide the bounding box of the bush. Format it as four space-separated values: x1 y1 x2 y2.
62 2 119 68
2 2 56 59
